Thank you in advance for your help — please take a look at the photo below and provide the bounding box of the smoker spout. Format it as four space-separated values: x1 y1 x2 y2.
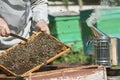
90 27 109 38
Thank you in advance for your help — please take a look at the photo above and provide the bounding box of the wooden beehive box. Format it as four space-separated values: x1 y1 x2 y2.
0 32 70 76
0 65 107 80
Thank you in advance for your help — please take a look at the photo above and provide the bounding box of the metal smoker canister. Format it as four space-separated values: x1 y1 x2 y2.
94 36 111 67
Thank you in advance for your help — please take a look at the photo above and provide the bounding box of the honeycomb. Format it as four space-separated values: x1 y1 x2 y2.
0 32 69 75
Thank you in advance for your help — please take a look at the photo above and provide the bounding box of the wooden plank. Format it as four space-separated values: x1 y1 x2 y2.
110 38 118 66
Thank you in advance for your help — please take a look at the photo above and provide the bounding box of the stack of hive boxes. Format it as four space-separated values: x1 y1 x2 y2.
49 11 82 51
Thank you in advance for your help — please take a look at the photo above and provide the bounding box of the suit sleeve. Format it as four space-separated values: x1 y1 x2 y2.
30 0 49 24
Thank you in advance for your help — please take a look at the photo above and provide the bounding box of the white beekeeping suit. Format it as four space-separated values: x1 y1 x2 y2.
0 0 49 51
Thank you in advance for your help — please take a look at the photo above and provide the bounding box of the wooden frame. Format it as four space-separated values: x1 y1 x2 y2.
0 32 71 76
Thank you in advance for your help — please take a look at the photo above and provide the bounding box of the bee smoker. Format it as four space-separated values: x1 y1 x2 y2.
94 36 111 67
88 27 111 68
86 12 111 67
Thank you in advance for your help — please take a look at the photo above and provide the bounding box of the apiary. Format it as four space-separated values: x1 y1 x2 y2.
0 32 70 76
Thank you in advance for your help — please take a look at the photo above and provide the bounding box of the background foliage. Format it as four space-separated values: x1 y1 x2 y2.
53 46 92 64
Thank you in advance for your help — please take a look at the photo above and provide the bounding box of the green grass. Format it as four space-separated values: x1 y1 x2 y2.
53 46 92 64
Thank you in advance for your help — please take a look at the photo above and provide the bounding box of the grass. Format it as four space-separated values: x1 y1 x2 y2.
53 46 92 64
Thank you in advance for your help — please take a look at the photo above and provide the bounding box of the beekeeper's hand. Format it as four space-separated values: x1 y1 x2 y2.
36 20 50 34
0 18 10 37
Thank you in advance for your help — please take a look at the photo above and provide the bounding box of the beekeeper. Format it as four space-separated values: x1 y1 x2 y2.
0 0 50 52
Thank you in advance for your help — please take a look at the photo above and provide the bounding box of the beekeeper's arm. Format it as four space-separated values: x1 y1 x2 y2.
30 0 50 34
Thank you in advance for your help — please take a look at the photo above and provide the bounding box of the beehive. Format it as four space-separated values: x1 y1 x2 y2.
0 32 70 76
